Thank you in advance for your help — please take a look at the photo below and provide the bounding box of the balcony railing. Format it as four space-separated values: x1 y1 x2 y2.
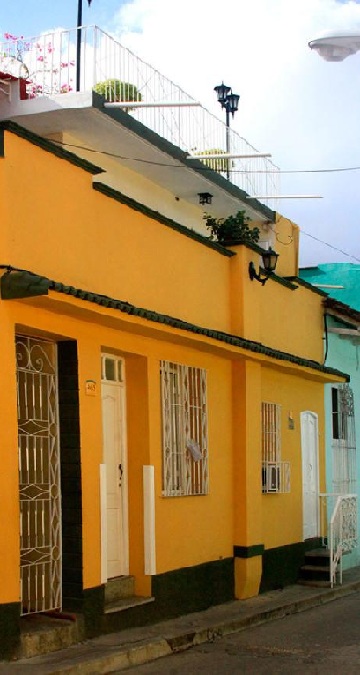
0 26 280 209
320 493 357 586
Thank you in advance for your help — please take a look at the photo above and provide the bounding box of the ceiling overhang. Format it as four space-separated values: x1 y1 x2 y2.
6 91 274 223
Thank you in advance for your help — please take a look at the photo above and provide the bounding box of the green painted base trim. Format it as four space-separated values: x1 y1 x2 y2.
99 559 234 637
0 602 21 659
151 558 234 619
82 586 105 638
260 538 323 593
234 544 264 559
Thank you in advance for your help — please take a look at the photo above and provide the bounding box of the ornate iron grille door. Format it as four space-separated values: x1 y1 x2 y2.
16 336 62 615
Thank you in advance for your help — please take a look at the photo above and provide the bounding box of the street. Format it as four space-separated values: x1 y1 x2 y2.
117 591 360 674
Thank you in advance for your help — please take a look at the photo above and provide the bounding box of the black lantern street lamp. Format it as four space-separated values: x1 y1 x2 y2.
249 247 279 286
214 82 240 180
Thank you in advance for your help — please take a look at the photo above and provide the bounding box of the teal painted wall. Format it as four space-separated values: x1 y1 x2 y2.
325 319 360 568
300 263 360 569
301 263 360 311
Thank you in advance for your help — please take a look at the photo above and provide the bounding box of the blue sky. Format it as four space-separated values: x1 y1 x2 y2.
0 1 125 39
1 0 360 268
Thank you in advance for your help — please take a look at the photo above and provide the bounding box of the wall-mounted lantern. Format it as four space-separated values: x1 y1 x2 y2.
249 247 279 286
198 192 213 205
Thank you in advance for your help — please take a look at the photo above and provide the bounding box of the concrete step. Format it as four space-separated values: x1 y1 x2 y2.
305 548 330 558
18 612 84 659
304 548 331 568
297 578 332 588
104 595 155 615
104 575 135 604
299 564 330 584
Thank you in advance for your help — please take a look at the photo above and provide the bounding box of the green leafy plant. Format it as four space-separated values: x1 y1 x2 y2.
204 210 260 244
93 78 141 103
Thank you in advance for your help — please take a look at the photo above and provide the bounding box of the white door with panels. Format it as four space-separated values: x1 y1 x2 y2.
101 354 129 579
301 411 320 540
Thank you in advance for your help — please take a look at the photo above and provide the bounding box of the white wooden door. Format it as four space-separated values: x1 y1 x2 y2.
101 355 129 579
301 411 319 540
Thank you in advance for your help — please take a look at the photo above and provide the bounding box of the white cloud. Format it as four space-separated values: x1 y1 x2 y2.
106 0 360 265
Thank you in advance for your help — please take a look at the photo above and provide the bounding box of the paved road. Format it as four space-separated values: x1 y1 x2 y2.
117 591 360 673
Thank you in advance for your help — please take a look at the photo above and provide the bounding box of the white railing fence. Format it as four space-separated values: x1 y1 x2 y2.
320 493 357 587
0 26 280 209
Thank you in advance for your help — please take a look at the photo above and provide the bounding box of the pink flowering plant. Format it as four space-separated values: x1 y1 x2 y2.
1 32 75 97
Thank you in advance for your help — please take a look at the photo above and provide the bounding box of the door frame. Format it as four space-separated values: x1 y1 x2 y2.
300 410 320 540
101 354 129 581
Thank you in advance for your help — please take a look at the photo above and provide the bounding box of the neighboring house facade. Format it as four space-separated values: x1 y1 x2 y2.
0 76 348 658
300 264 360 571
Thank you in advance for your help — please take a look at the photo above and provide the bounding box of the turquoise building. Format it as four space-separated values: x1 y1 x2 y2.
300 264 360 569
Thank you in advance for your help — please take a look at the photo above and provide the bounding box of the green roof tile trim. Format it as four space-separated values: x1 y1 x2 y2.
325 296 360 324
92 91 275 223
0 121 104 175
49 279 348 377
285 276 328 297
0 266 348 380
93 181 235 257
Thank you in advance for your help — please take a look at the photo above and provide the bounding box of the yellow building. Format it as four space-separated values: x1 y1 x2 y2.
0 89 346 657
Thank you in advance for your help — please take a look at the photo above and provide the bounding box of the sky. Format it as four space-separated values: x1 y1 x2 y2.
1 0 360 268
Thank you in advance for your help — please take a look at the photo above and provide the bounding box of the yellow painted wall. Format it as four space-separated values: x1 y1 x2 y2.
0 129 340 609
1 133 231 334
0 297 234 602
0 304 21 603
231 245 324 363
59 131 210 237
2 133 324 367
260 367 326 549
273 215 299 278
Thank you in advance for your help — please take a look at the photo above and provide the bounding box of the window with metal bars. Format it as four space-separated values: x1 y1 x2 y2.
331 384 356 495
261 402 290 494
160 360 208 496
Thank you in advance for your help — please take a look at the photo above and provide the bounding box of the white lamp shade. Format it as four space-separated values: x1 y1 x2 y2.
309 31 360 62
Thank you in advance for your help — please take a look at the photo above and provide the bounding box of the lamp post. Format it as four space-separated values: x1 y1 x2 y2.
214 82 240 180
308 30 360 62
76 0 93 92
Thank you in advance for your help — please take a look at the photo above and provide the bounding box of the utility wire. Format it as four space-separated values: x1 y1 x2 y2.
54 139 360 262
299 229 360 263
53 139 360 175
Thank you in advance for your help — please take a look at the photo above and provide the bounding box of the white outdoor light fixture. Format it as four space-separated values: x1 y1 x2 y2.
308 30 360 62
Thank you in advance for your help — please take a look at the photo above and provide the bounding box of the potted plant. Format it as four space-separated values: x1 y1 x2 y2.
93 79 141 106
204 210 260 245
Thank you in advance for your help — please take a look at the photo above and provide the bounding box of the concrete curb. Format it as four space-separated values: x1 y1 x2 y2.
3 576 360 674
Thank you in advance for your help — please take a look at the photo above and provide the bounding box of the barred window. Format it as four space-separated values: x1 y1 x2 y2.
160 360 208 496
262 402 290 494
332 384 356 494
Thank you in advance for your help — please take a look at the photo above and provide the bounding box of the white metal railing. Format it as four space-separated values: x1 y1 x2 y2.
320 493 357 587
0 27 280 209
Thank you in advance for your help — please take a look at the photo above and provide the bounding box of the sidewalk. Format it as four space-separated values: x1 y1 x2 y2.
3 566 360 675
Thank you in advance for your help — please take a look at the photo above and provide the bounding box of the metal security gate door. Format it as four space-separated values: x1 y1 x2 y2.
16 336 62 615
